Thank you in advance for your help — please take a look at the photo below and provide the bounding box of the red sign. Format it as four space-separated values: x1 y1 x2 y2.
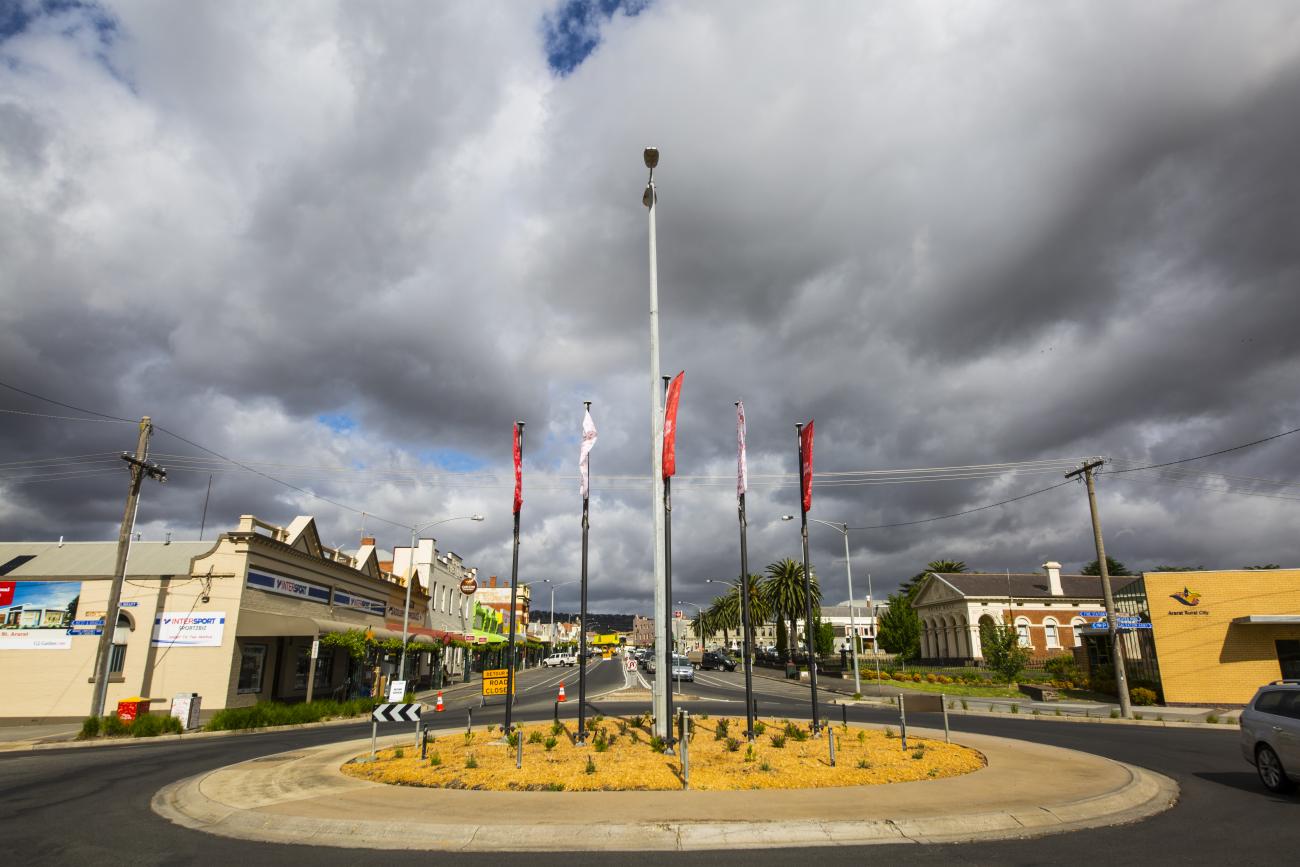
662 371 684 479
0 582 14 607
799 419 815 512
513 423 523 514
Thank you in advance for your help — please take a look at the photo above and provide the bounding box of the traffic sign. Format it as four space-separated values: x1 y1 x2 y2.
482 668 514 696
673 610 684 619
372 702 422 722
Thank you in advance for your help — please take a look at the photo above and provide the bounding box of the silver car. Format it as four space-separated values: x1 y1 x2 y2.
1240 680 1300 793
671 654 694 682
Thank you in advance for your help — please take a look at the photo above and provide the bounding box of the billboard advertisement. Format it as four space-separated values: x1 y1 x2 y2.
0 580 79 650
152 611 226 647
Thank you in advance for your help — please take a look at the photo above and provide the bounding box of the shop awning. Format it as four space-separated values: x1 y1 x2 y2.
235 609 406 640
1233 615 1300 625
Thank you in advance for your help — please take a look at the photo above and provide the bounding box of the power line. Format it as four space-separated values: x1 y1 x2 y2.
0 380 135 422
0 408 135 424
1107 425 1300 475
848 480 1075 530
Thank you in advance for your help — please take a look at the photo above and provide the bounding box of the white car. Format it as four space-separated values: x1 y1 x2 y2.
542 652 577 668
1240 680 1300 793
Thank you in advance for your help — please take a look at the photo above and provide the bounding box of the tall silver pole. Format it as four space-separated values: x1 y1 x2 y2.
399 526 416 681
644 147 669 740
841 524 862 696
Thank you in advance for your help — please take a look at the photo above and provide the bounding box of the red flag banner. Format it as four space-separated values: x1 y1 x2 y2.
662 371 684 479
800 419 814 512
736 401 748 498
512 423 523 514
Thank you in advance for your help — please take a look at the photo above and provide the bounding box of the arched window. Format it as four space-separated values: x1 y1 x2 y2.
1070 618 1085 647
1015 618 1032 648
109 611 132 675
1044 619 1060 649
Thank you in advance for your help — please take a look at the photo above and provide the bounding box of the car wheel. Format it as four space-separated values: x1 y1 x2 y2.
1256 744 1295 793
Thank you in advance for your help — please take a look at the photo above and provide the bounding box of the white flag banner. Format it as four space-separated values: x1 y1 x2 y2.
736 401 748 497
579 407 598 499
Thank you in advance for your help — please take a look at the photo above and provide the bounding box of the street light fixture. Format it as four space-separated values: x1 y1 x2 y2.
542 578 578 655
399 514 485 682
783 515 864 697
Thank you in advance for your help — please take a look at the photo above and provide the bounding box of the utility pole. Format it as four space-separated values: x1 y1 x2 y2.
91 416 166 719
1066 459 1131 719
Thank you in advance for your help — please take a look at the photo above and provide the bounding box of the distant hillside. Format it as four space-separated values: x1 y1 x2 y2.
533 610 637 633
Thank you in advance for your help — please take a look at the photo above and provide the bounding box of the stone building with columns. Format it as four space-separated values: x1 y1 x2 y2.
910 562 1105 662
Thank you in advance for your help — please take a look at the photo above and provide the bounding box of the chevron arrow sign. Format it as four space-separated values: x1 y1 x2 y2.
372 702 422 723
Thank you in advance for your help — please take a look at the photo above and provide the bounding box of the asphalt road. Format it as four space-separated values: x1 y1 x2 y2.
3 658 1294 866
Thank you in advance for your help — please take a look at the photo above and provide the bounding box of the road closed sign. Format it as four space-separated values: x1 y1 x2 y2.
481 668 514 696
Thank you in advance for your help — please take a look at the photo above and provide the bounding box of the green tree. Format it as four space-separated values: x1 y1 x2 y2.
876 591 921 659
1082 556 1131 577
899 559 967 600
763 558 821 660
705 593 739 649
1244 564 1282 570
814 618 835 656
775 618 788 659
1154 565 1204 572
979 618 1032 683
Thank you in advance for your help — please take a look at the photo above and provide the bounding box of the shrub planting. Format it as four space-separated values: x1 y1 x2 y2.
205 697 374 732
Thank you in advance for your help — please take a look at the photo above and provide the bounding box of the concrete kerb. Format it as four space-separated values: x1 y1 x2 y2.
151 722 1178 851
841 697 1241 731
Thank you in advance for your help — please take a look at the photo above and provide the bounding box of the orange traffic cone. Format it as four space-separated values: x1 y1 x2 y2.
435 691 445 712
557 682 567 702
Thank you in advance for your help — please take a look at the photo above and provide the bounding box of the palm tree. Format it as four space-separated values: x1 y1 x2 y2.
763 558 821 661
706 593 739 650
901 559 967 599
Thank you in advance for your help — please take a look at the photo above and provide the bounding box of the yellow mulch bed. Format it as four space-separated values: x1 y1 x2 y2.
341 716 985 792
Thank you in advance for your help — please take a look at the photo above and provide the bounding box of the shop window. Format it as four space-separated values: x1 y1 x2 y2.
314 650 334 686
1044 621 1060 649
294 645 312 691
238 643 267 694
1277 640 1300 680
1070 619 1085 647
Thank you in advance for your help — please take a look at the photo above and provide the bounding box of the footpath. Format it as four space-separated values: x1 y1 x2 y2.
152 723 1178 851
749 666 1243 728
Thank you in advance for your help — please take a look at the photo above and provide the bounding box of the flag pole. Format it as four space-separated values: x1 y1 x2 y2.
504 421 524 732
579 402 592 744
661 376 674 745
797 421 821 734
737 402 756 742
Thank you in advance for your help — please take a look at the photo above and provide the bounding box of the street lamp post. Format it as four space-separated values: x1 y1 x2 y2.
643 146 670 740
399 514 485 682
543 578 578 656
784 516 861 697
676 600 704 652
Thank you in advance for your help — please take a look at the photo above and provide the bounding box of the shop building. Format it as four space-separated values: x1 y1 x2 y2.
0 513 485 723
1084 568 1300 706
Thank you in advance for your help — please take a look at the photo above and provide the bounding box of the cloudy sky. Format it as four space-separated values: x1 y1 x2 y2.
3 0 1300 614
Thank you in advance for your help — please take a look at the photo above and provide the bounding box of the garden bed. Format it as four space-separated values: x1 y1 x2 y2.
341 715 984 792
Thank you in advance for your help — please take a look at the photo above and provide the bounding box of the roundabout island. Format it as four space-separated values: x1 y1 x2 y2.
152 716 1176 851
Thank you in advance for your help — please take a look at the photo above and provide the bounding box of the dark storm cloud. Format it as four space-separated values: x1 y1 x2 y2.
3 1 1300 612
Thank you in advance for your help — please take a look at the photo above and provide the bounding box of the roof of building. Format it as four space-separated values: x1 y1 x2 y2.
0 541 216 578
931 572 1106 599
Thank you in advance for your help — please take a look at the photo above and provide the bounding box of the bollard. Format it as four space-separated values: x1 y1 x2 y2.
828 727 836 766
842 704 848 728
554 700 560 724
467 708 473 734
421 725 429 760
898 694 908 751
370 719 378 761
942 694 950 743
679 709 690 790
516 726 523 769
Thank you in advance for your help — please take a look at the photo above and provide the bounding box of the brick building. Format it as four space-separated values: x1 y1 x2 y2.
911 562 1104 662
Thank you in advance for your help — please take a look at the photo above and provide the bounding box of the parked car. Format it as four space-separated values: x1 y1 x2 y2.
700 651 737 672
542 652 577 668
671 654 695 682
1240 679 1300 793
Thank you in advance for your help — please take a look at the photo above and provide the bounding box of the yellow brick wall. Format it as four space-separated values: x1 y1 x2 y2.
1146 570 1300 705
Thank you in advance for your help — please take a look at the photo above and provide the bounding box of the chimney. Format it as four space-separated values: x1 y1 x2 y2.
1042 561 1063 596
489 576 497 588
360 536 376 547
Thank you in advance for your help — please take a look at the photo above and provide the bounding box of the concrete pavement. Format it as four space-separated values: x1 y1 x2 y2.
152 722 1177 851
